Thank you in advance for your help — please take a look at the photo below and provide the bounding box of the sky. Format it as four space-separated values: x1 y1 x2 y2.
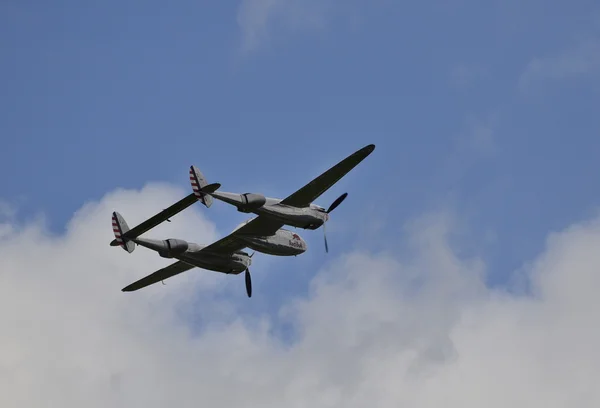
1 0 600 406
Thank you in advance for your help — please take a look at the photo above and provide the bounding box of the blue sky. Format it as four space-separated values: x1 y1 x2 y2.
2 2 600 405
2 1 600 303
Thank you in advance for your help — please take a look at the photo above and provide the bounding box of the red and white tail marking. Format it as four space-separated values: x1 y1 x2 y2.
189 167 203 199
188 165 214 208
112 213 124 247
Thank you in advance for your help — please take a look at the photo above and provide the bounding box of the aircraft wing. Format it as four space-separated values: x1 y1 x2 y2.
279 144 375 208
121 260 195 292
110 193 198 246
199 216 284 255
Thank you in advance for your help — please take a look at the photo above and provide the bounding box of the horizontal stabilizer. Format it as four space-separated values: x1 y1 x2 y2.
200 182 220 194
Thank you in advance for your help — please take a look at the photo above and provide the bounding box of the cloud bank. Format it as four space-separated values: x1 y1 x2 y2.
0 183 599 406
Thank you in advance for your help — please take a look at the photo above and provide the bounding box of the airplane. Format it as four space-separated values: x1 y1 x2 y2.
109 186 309 297
188 143 375 253
109 143 374 296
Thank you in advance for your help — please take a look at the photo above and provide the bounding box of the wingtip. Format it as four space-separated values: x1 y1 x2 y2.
356 144 375 157
122 282 143 292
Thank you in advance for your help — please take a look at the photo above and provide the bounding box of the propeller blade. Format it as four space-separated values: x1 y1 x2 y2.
326 193 348 213
324 222 329 253
245 269 252 298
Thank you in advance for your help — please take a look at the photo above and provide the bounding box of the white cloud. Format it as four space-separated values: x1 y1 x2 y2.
519 38 600 90
1 183 600 406
236 0 336 53
0 200 16 219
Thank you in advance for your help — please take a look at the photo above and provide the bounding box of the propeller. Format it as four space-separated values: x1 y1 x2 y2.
322 192 348 253
326 192 348 214
244 251 254 297
324 222 329 253
245 269 252 298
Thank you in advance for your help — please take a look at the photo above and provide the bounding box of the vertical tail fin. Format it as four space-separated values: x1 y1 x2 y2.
189 165 214 208
111 211 135 253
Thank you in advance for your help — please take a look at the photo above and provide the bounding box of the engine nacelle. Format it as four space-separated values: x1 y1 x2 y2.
159 238 189 258
238 193 266 212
